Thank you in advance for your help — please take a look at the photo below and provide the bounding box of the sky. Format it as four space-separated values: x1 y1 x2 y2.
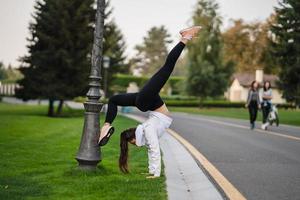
0 0 279 67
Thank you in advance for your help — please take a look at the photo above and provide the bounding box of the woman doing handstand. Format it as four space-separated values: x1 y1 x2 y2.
98 26 201 178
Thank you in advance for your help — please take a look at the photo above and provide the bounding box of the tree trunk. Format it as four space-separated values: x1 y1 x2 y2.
48 99 55 117
56 100 64 115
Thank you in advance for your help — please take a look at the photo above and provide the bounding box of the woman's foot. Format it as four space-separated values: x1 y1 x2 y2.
180 26 202 43
250 122 255 130
98 123 115 146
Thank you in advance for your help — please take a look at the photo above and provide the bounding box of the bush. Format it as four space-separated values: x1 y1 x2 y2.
277 103 297 109
164 100 199 107
164 99 245 108
165 99 297 109
73 96 87 103
73 96 108 104
161 95 198 101
110 74 184 94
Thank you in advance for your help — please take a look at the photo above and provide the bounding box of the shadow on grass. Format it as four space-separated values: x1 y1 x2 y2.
63 165 115 178
0 176 50 200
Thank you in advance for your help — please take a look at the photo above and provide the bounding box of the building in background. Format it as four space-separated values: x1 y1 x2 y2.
0 81 19 96
225 69 286 104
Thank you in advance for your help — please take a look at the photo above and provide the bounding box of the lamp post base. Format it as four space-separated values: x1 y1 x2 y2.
76 102 102 170
76 158 100 170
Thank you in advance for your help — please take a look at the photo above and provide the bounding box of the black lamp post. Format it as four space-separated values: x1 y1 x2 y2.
75 0 105 170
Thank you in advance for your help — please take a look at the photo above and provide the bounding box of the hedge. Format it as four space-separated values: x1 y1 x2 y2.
73 96 296 109
111 74 184 94
164 100 296 109
164 100 245 108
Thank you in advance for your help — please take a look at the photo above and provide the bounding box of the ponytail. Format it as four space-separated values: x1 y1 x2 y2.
119 127 136 173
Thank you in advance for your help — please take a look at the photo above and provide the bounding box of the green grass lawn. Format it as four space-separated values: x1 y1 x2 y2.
169 107 300 126
0 103 167 200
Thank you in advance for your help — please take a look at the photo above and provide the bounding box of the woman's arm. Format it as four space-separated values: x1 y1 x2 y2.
263 90 273 100
262 95 272 100
246 90 251 107
144 125 161 177
257 91 261 105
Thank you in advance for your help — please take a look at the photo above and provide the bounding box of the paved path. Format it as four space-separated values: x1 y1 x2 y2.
169 112 300 200
124 113 224 200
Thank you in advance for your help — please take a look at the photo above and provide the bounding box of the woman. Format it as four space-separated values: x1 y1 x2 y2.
261 81 272 130
98 26 201 178
245 81 261 130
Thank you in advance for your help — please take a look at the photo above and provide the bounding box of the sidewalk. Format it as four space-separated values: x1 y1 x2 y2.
124 113 224 200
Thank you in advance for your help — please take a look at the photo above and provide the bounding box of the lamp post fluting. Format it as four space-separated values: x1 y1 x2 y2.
103 56 110 98
76 0 105 170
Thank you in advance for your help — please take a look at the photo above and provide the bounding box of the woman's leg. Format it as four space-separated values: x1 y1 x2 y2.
253 106 258 122
139 42 185 97
248 106 254 124
105 93 138 124
248 102 257 124
99 93 138 146
262 104 267 123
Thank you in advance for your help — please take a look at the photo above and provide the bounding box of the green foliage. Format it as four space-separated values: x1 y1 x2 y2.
222 18 280 74
16 0 127 115
110 74 184 94
16 0 95 116
166 99 294 108
270 0 300 104
131 26 172 75
111 74 149 88
0 63 22 83
186 0 234 99
0 62 7 80
102 1 128 96
165 99 245 107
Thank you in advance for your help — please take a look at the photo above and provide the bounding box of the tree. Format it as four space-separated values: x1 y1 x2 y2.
132 26 172 75
186 0 234 101
0 62 7 80
222 17 279 73
260 14 280 74
16 0 94 116
102 1 128 96
270 0 300 104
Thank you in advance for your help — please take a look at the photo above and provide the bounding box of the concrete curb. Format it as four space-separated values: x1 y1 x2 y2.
123 113 223 200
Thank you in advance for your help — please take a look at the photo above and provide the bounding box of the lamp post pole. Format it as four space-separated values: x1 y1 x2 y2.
103 56 110 98
76 0 105 170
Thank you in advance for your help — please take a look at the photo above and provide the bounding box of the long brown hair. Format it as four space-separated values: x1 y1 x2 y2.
119 127 136 173
263 81 271 91
251 81 259 91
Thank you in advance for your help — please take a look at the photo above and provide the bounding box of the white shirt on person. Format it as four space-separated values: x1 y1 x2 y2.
135 111 173 177
263 89 272 104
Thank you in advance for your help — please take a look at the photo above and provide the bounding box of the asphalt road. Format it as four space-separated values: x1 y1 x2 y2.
169 112 300 200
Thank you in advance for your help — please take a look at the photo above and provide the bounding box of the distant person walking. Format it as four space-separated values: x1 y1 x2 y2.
245 81 261 129
261 81 272 130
